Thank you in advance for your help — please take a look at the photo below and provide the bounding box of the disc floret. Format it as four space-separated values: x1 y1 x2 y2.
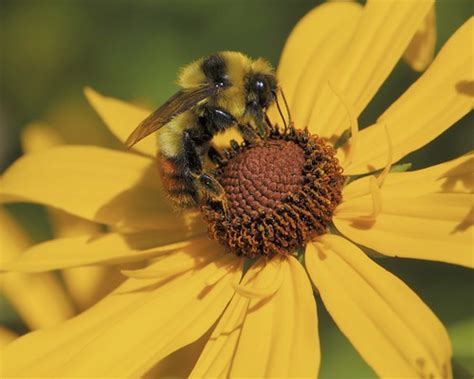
201 126 344 258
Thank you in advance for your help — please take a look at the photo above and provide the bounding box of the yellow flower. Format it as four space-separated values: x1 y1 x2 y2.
1 1 472 378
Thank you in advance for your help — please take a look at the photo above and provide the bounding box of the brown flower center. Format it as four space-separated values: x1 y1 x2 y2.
221 139 306 219
201 126 344 258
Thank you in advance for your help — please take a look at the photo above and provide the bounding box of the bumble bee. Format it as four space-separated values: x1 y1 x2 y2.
126 51 278 211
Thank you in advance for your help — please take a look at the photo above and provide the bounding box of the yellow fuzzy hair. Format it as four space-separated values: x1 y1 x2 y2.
157 112 193 157
175 51 275 125
177 51 267 89
250 57 274 76
177 57 206 88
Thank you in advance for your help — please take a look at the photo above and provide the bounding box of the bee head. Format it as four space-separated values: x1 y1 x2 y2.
246 73 277 110
245 56 277 115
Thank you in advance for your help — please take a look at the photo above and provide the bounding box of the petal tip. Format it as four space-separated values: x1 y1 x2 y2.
83 86 102 110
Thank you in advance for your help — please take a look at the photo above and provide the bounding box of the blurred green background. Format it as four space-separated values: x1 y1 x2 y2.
0 0 472 377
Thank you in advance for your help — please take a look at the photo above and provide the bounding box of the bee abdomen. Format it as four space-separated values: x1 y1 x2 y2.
158 154 199 209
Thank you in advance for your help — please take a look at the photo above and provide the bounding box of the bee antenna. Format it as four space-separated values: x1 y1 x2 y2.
265 113 273 132
274 91 288 133
279 87 292 125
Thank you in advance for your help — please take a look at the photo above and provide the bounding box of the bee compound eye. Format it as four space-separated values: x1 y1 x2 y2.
256 80 265 91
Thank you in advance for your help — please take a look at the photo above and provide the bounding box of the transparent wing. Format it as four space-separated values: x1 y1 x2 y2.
125 85 217 148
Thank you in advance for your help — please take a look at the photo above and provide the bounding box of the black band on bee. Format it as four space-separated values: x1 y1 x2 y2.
200 107 236 135
187 107 236 146
183 130 203 174
157 154 199 208
201 54 229 87
168 187 199 197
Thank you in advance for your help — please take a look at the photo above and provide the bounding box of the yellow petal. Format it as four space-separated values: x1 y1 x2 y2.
341 17 473 175
63 266 124 311
84 87 156 156
49 209 119 310
2 232 193 272
291 6 362 131
20 121 118 310
20 122 64 153
0 145 185 231
403 5 436 72
308 0 433 140
0 326 17 379
20 122 103 243
191 256 320 378
121 244 230 280
335 153 474 267
3 241 242 378
49 208 98 238
277 1 362 109
20 124 106 244
0 208 75 330
145 331 210 379
306 234 452 379
0 326 17 348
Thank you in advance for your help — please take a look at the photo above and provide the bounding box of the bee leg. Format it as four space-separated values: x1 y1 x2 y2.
183 130 205 175
198 172 224 196
196 172 229 218
183 131 228 217
265 113 276 134
257 116 271 139
238 123 260 144
207 145 224 165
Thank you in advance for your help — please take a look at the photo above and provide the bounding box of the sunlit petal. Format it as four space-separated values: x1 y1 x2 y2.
50 209 119 310
309 0 433 140
191 256 319 378
2 232 193 272
341 17 473 174
335 153 473 267
84 87 156 156
277 1 362 108
3 240 242 378
0 209 75 329
306 235 452 378
292 7 362 131
0 146 186 231
20 121 119 310
20 122 63 153
0 326 17 378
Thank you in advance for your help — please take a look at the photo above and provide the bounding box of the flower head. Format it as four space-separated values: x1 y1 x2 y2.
203 126 344 258
1 1 472 378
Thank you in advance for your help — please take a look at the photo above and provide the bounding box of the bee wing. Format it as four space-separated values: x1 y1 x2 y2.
125 85 217 148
